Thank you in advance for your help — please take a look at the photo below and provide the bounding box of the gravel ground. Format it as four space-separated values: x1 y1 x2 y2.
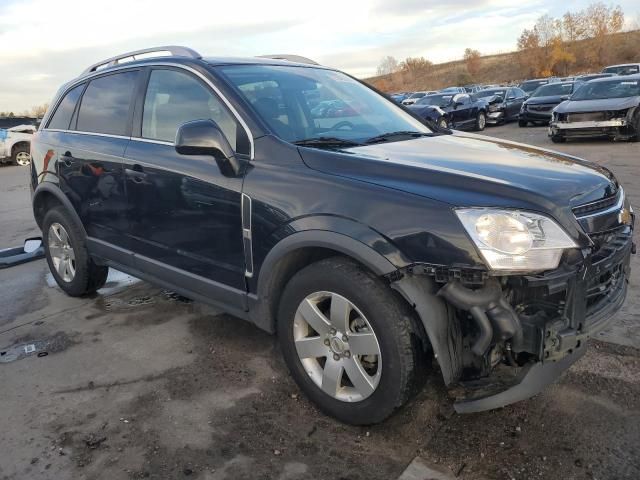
0 123 638 480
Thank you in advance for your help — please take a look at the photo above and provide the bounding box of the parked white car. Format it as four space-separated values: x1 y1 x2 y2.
0 124 35 166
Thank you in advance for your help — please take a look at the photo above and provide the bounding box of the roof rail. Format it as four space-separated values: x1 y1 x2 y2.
257 54 319 65
82 46 202 74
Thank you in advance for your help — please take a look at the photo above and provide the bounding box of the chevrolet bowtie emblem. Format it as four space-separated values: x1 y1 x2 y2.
619 207 632 226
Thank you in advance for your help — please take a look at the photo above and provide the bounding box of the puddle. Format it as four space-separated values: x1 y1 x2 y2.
161 290 193 304
100 295 156 311
0 332 74 364
46 269 140 295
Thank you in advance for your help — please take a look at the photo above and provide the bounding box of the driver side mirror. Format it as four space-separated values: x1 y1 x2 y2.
175 119 241 175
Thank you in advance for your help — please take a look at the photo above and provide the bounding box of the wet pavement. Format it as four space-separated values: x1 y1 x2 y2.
0 124 638 479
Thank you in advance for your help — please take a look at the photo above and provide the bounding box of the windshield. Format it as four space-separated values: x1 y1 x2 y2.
476 89 506 99
218 65 431 144
415 94 453 107
571 78 640 100
531 83 574 97
520 81 547 93
408 92 426 99
603 65 639 75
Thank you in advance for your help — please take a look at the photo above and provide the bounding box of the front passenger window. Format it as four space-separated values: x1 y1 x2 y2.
142 69 238 148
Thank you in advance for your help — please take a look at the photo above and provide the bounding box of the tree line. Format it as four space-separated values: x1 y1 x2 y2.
371 2 637 92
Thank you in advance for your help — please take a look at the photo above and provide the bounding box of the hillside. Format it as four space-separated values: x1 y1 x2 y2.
366 29 640 92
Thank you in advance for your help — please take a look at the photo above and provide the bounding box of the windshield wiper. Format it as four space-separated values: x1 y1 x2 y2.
293 137 363 148
364 131 432 145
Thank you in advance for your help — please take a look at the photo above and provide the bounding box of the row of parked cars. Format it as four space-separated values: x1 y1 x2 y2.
391 62 640 142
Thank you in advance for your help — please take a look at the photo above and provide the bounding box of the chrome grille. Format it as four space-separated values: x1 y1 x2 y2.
572 189 621 218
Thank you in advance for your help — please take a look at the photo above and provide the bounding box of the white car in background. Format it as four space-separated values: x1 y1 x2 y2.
0 124 35 166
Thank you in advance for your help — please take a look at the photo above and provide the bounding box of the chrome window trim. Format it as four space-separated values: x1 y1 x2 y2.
42 62 255 159
43 128 131 141
131 137 174 146
574 188 625 219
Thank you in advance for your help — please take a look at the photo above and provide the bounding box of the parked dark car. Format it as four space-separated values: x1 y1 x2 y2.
601 63 640 76
390 92 411 103
549 74 640 142
519 81 577 127
404 103 449 129
518 77 558 97
409 93 488 131
475 87 526 125
574 73 616 84
31 46 634 425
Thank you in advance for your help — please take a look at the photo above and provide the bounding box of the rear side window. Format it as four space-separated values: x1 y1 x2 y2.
48 84 84 130
76 71 138 135
142 69 238 148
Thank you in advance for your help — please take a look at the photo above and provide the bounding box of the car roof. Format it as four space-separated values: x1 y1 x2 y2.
604 63 640 68
588 73 640 83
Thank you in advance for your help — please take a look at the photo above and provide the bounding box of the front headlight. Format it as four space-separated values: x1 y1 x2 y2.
456 209 578 271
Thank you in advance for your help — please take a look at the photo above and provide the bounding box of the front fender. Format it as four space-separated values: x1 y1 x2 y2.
248 215 411 332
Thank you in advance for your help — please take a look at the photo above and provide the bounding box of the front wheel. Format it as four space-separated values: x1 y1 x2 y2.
518 119 528 127
277 257 426 425
474 112 486 131
551 134 566 143
12 146 31 166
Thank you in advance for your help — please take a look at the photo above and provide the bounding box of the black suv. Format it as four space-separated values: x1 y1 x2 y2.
31 47 634 425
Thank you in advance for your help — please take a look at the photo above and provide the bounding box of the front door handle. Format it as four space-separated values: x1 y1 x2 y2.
125 166 147 183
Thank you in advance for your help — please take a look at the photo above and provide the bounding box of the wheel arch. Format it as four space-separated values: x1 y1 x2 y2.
32 183 85 235
248 229 400 334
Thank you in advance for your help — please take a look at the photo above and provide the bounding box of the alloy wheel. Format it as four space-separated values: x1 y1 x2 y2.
48 223 76 282
16 151 31 166
293 291 382 402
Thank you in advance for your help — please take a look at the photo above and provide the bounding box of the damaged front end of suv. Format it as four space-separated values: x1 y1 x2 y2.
549 75 640 143
393 187 634 413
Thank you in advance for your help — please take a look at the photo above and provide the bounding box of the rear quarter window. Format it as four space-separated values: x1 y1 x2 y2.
47 84 84 130
76 71 138 136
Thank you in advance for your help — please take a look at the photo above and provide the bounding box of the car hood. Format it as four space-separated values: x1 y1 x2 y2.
299 132 617 228
525 95 566 105
554 96 639 113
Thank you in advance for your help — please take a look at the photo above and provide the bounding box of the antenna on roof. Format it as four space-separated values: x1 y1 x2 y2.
257 54 319 65
82 46 202 74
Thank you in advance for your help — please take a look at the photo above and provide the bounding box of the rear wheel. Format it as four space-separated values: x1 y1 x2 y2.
277 257 426 425
474 112 486 131
551 134 566 143
518 119 528 127
43 207 108 296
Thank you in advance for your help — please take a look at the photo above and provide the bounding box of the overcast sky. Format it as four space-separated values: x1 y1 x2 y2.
0 0 638 113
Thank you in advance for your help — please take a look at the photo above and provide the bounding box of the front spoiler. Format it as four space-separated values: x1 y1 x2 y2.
454 342 586 413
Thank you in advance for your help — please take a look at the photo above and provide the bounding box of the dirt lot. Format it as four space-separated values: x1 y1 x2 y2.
0 124 639 480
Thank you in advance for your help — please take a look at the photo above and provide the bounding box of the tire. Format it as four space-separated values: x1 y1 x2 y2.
277 257 427 425
43 206 108 296
518 119 528 127
551 135 566 143
474 111 486 131
12 145 31 166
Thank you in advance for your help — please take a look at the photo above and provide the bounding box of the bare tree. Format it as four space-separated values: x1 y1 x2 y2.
463 48 482 77
376 56 399 76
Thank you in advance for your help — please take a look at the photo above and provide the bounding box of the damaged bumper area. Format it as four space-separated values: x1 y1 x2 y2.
549 108 637 140
395 201 634 413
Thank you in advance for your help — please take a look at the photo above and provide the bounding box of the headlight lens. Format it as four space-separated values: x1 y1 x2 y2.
456 209 577 271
